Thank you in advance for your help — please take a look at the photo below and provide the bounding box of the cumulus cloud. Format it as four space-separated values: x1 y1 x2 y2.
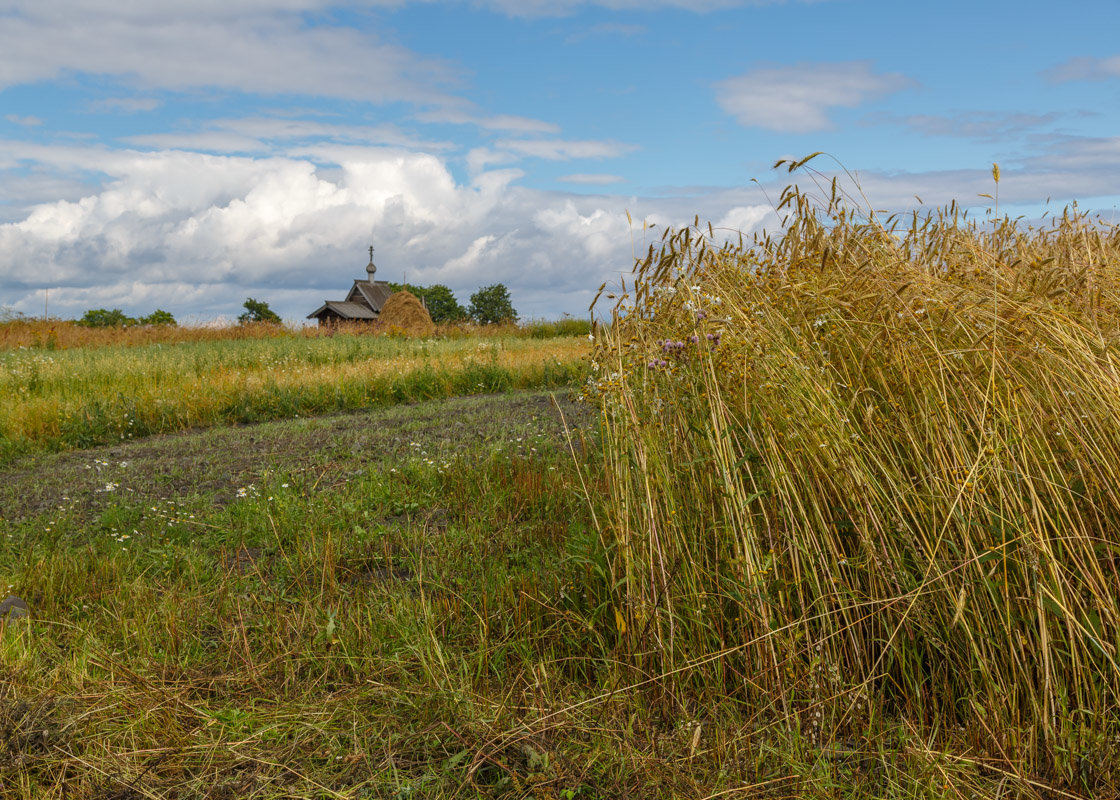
712 205 773 235
0 146 657 319
715 61 915 133
0 140 786 322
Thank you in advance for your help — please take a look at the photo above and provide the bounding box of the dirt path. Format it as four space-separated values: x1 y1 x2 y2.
0 390 594 523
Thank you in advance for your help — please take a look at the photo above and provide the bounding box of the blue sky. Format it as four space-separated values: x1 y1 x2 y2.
1 0 1118 323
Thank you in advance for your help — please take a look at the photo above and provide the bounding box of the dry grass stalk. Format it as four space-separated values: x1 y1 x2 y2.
588 176 1120 787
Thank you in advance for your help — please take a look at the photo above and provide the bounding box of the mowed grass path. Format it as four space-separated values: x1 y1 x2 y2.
0 391 624 800
0 333 589 461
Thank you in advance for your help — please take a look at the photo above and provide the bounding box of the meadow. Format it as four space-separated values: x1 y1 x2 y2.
0 325 588 463
4 174 1120 798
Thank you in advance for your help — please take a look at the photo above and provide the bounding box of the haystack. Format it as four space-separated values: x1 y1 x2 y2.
377 290 435 336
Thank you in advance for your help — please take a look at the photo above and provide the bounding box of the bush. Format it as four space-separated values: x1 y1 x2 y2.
238 298 281 325
469 284 517 325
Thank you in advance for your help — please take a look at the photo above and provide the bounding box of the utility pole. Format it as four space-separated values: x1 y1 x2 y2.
44 288 48 319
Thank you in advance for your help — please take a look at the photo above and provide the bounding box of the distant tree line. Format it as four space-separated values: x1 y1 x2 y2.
77 308 176 327
76 299 281 327
74 284 519 329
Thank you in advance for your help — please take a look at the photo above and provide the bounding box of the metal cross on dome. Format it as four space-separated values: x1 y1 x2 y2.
368 245 374 261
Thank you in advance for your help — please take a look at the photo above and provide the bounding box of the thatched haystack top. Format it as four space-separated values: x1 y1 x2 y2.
378 290 435 336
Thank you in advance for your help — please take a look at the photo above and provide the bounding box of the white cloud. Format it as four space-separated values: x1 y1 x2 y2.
715 61 914 133
466 147 519 175
1019 134 1120 172
558 173 625 185
0 144 779 322
0 0 821 95
1044 54 1120 83
88 97 163 113
712 205 773 235
564 22 647 43
750 137 1120 219
533 202 633 262
0 1 459 105
123 132 271 154
494 138 637 160
413 109 561 134
4 114 43 127
444 234 500 275
123 117 453 155
477 0 805 17
887 110 1066 141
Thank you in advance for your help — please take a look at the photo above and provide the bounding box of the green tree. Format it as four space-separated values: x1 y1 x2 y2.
140 309 177 326
238 298 281 324
420 284 467 323
77 308 137 328
468 284 517 325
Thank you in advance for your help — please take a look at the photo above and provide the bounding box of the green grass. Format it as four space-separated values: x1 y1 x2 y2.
2 393 618 798
521 317 593 339
0 333 588 462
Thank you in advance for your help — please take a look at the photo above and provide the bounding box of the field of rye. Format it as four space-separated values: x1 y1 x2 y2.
0 327 589 462
589 167 1120 796
4 167 1120 799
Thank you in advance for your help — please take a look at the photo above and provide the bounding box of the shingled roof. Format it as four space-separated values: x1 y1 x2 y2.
306 300 377 320
346 279 393 311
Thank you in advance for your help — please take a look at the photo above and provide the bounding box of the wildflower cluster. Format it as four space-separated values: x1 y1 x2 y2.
645 332 721 369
